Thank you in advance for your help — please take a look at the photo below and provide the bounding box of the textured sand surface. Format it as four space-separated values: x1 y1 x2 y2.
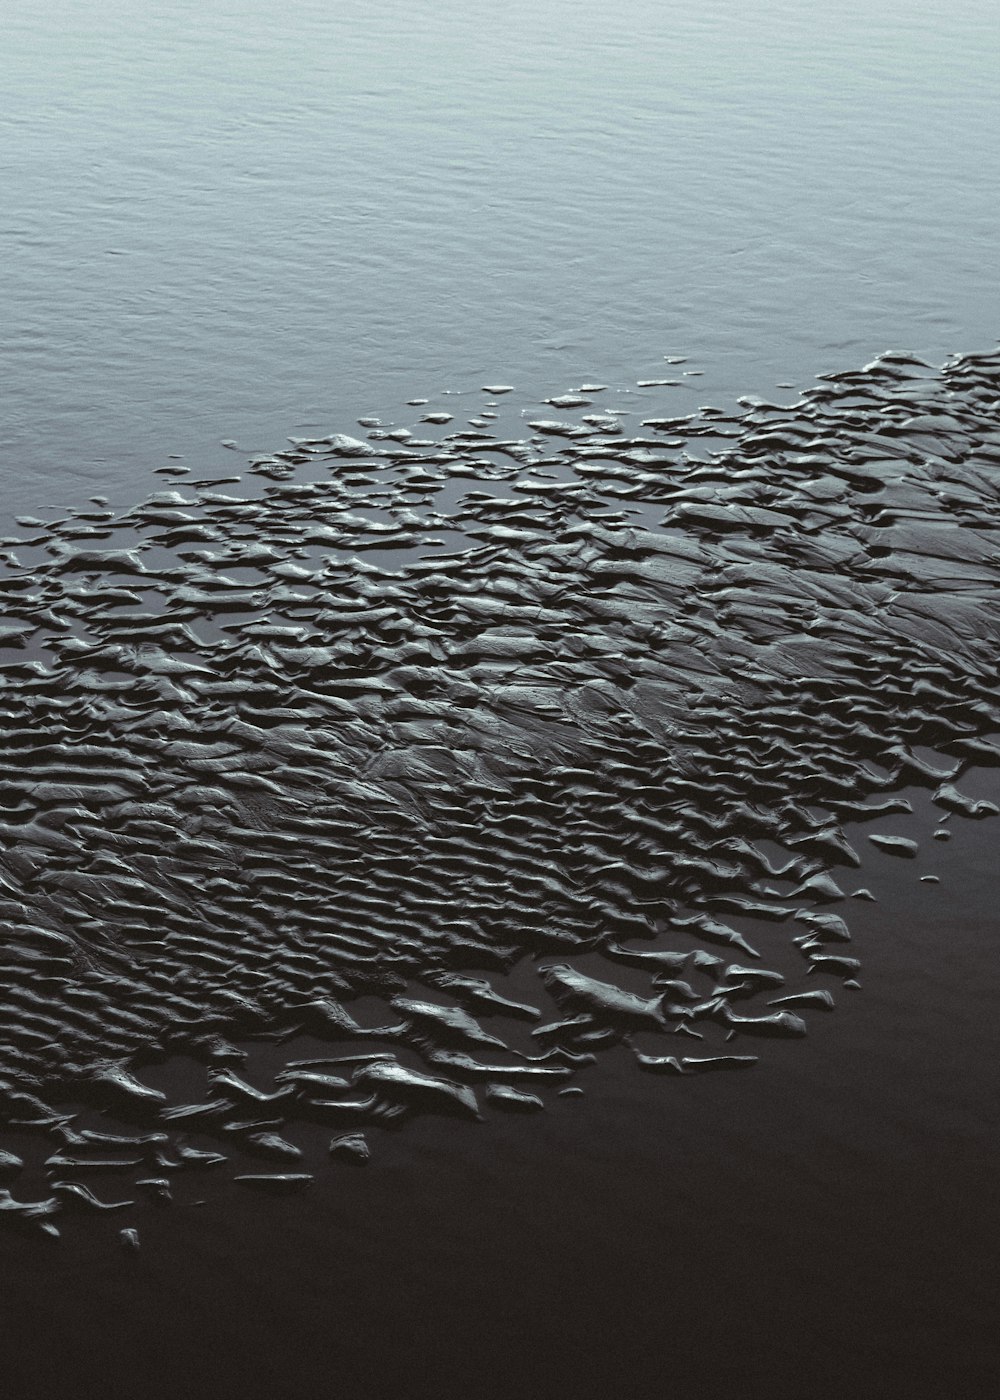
1 347 998 1237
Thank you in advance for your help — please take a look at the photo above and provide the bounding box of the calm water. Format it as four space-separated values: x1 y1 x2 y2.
2 3 999 1397
2 0 999 513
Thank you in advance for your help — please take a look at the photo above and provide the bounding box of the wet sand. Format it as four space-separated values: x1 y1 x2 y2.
2 794 997 1398
1 349 999 1395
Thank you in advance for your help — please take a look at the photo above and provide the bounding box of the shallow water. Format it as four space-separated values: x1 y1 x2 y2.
2 3 1000 1398
3 0 1000 513
2 804 998 1399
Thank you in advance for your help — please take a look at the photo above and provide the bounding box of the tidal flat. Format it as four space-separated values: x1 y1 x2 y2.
0 348 997 1220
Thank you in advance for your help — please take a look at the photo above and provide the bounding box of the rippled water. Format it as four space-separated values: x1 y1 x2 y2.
2 3 1000 1398
3 0 999 513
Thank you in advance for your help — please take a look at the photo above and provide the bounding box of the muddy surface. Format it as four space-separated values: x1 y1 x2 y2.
1 348 999 1252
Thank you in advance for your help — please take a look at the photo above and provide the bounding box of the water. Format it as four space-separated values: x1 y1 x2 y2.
3 793 998 1398
3 0 999 513
2 3 999 1397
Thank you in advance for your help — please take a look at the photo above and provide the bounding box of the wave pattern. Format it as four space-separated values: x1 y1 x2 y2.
1 349 999 1237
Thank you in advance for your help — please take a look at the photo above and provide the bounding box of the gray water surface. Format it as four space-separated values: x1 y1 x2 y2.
3 0 999 511
2 6 1000 1399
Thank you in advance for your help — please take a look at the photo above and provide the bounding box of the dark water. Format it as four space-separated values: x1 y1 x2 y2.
2 3 1000 1398
1 810 998 1398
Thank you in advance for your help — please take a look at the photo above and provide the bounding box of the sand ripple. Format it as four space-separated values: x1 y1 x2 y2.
1 348 998 1236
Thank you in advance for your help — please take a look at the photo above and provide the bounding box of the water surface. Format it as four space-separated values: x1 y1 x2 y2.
2 0 999 510
2 4 999 1398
